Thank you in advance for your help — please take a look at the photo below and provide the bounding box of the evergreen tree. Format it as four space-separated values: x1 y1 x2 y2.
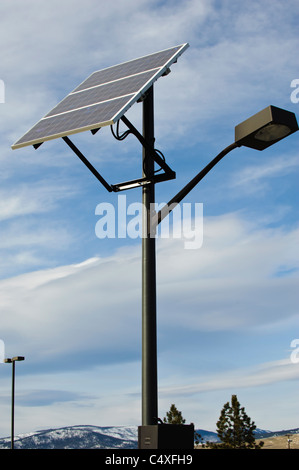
208 395 264 449
163 403 203 447
163 404 186 424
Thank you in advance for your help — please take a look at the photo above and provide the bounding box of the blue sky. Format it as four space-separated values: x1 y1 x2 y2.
0 0 298 437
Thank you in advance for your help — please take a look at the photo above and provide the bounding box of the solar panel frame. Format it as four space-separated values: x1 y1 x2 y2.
12 43 189 150
72 46 187 92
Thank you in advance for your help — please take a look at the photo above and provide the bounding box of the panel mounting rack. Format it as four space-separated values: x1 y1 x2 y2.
12 43 189 191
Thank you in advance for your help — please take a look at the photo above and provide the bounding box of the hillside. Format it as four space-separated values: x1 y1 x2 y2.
0 425 219 449
0 425 298 449
256 432 299 449
0 425 139 449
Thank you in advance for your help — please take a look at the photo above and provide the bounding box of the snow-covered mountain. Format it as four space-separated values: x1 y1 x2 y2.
0 425 218 449
255 427 299 439
0 425 139 449
0 425 298 449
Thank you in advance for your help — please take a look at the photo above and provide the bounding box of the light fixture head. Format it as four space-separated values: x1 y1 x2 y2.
12 356 25 362
4 358 12 363
235 105 298 150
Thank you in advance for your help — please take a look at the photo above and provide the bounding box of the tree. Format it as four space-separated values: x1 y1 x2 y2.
208 395 264 449
163 404 203 446
163 404 186 424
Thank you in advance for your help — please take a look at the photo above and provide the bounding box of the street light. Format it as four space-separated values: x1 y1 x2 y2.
234 105 298 150
11 43 298 447
138 103 298 448
4 356 25 449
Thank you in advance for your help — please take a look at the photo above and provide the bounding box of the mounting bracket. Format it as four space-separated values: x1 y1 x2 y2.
62 136 113 192
61 116 176 193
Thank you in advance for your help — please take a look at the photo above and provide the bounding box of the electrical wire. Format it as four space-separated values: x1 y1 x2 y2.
110 121 132 141
153 149 166 173
111 121 166 174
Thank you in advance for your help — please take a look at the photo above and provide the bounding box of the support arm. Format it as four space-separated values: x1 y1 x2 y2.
151 142 240 229
62 136 113 192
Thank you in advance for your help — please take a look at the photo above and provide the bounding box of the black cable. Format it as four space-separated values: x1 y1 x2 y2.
153 149 166 173
111 120 166 174
110 121 132 141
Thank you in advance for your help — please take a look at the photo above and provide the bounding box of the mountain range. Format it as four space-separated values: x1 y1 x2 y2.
0 425 298 449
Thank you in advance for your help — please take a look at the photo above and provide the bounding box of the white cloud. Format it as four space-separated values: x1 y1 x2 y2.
0 211 298 363
3 0 298 152
0 0 298 436
0 181 78 222
160 358 299 396
230 153 299 195
0 253 142 362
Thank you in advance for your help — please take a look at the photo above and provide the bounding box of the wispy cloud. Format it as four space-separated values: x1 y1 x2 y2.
160 358 299 396
230 154 299 196
4 0 298 150
17 389 87 407
0 182 78 222
1 212 298 363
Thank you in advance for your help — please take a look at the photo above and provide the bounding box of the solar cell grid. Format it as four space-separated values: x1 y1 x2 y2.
73 46 182 92
12 43 189 149
45 69 159 118
18 97 131 144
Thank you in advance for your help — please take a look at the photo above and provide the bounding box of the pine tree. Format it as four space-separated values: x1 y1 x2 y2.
163 403 203 447
208 395 264 449
163 404 186 424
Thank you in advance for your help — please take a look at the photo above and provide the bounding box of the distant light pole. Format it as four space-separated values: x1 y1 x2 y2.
4 356 25 449
288 438 292 449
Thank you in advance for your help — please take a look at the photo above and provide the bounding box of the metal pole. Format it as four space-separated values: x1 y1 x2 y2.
141 86 158 426
11 360 15 450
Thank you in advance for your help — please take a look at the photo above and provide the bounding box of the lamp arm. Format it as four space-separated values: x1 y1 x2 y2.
152 142 240 228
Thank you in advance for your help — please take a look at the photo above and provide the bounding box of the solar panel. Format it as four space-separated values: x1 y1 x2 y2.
12 43 189 150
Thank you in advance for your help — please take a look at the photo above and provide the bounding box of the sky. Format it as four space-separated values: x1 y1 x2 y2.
0 0 298 438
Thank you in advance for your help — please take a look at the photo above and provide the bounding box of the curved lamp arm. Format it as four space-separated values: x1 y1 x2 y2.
152 105 298 230
152 142 240 229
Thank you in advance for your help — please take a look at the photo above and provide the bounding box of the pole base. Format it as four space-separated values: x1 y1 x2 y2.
138 424 194 449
